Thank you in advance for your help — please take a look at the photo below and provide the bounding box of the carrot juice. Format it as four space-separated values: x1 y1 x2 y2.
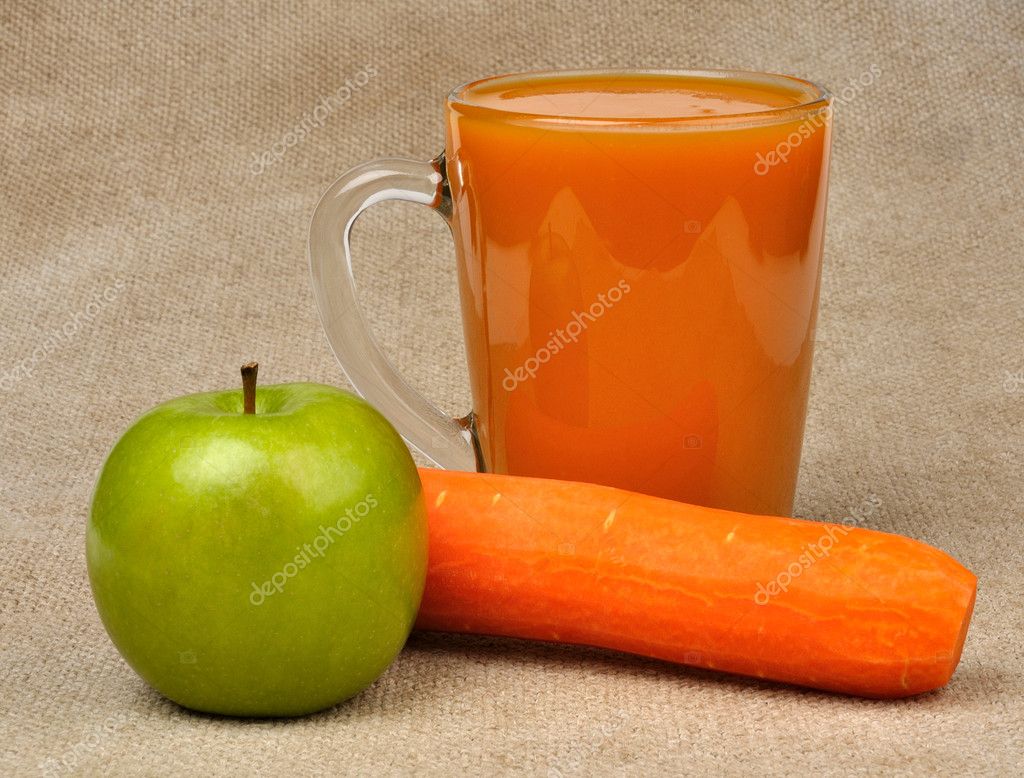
444 71 832 516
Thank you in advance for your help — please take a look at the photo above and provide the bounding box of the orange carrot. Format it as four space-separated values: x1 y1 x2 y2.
414 468 976 698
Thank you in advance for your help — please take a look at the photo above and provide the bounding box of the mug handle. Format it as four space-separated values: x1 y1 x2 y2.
308 153 480 471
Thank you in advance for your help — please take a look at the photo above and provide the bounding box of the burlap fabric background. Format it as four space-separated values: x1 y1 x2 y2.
2 1 1022 775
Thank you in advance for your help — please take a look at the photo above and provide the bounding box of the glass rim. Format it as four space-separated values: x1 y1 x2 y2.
447 68 833 129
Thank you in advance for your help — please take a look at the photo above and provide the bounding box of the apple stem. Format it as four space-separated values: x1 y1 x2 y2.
241 362 258 414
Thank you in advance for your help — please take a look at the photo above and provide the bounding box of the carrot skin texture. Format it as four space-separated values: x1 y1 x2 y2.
414 469 976 698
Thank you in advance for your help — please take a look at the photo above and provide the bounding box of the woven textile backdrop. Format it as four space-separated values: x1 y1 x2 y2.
2 1 1022 775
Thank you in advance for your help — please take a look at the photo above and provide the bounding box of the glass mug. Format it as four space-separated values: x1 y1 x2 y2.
310 70 832 516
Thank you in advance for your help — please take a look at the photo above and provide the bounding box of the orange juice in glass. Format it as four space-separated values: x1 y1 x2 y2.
311 70 832 516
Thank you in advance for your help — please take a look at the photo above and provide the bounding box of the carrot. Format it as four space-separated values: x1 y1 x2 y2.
414 468 976 698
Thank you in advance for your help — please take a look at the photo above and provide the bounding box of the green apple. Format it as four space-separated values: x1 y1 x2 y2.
87 364 427 717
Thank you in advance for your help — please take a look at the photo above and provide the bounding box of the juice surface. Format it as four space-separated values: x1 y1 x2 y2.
459 72 806 119
446 72 831 516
